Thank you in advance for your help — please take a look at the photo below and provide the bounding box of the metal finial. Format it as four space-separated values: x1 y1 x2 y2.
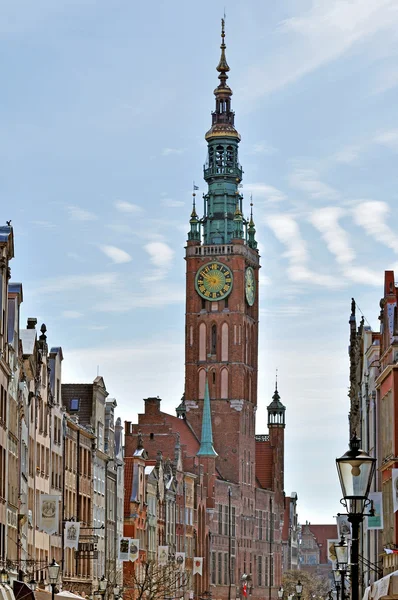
275 368 278 391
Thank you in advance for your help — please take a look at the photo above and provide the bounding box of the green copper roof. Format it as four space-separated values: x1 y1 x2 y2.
197 375 218 457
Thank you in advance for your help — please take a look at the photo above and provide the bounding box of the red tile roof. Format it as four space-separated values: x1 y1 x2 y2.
255 440 273 489
161 412 200 457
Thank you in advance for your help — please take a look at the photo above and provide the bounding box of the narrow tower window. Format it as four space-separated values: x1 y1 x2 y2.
198 369 206 400
199 323 206 361
221 368 228 399
211 324 217 355
221 323 229 362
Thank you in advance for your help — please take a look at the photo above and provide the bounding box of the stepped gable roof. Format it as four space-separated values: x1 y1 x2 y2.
308 523 338 564
160 412 200 457
255 436 273 489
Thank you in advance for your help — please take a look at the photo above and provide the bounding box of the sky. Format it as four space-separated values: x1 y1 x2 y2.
2 0 398 524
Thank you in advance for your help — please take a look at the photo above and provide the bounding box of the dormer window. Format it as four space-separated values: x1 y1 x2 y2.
70 398 79 411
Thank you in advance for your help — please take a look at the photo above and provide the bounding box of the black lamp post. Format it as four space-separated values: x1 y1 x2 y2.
29 579 38 592
336 435 376 600
48 559 60 600
334 536 349 600
295 581 303 600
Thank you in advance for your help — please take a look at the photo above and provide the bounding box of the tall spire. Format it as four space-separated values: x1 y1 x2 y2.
248 195 257 249
216 18 230 90
197 374 218 457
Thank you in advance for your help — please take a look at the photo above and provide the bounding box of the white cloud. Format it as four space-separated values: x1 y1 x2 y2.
94 284 185 312
144 242 174 268
249 141 277 155
100 245 132 264
333 146 361 164
267 213 342 288
244 183 286 203
161 198 185 208
36 273 118 294
341 266 383 286
374 129 398 149
115 201 143 214
309 207 354 264
353 200 398 252
239 0 398 101
289 168 339 200
62 310 83 319
162 148 185 156
67 205 98 221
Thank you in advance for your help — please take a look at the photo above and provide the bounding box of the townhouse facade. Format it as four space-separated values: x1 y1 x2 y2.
0 223 124 600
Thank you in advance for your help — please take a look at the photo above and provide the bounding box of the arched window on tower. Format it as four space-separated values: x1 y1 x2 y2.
221 323 228 362
221 368 228 399
216 145 224 173
198 369 206 400
226 145 234 168
199 323 206 361
211 324 217 356
208 146 214 169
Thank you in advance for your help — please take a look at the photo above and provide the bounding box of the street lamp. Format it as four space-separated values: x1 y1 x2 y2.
336 435 376 600
48 559 60 600
278 588 284 600
0 568 9 585
98 576 107 598
296 581 303 600
29 579 38 592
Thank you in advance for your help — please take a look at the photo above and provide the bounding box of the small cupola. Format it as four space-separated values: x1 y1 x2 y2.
267 378 286 428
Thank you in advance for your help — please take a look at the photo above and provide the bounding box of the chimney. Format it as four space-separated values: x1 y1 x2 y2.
27 318 37 329
144 397 161 415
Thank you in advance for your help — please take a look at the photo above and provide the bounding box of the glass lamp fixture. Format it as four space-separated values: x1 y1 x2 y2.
335 536 349 568
0 568 8 584
29 580 37 591
99 576 107 592
48 559 60 584
336 435 376 514
278 588 284 599
296 581 303 595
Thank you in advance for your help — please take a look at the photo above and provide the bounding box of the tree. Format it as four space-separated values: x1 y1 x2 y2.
123 560 189 600
282 569 331 600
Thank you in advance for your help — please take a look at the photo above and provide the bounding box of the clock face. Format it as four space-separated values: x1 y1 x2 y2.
245 267 256 306
195 261 233 301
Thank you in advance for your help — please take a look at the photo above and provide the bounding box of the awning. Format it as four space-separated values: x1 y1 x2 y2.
13 581 34 600
363 570 398 600
34 590 86 600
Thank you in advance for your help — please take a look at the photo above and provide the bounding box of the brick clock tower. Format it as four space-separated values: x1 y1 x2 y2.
183 19 259 483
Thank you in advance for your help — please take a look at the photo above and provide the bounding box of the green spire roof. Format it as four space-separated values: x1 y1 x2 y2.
197 375 218 457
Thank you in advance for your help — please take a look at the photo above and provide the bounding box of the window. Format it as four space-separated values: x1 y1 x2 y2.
212 552 216 584
259 510 263 540
224 553 228 585
211 324 217 355
232 506 236 537
218 552 222 584
218 504 223 535
224 504 229 536
70 398 79 411
258 556 262 586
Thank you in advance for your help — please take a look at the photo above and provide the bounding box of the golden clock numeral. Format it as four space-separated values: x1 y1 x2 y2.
204 291 210 297
212 293 217 298
223 285 229 291
211 264 217 270
225 278 231 283
199 286 205 293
